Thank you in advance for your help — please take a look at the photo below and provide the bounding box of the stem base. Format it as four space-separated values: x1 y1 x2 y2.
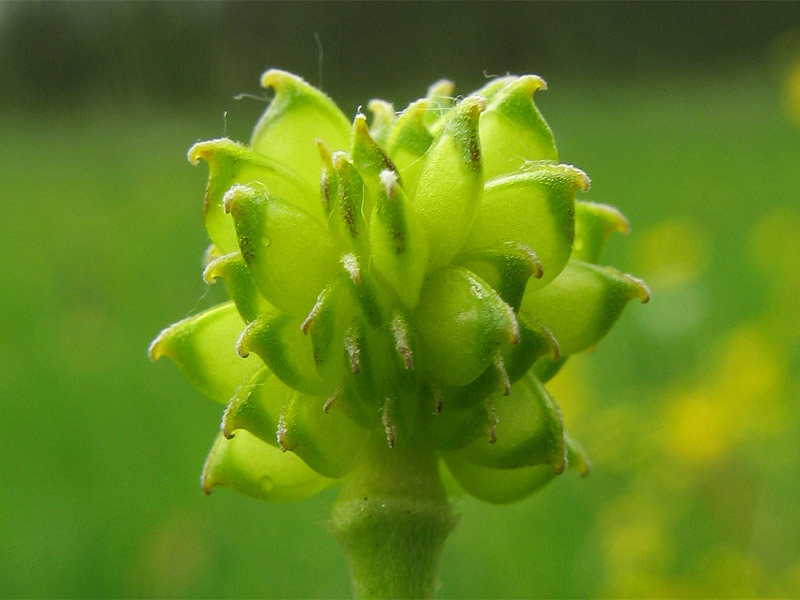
329 436 457 598
331 495 456 599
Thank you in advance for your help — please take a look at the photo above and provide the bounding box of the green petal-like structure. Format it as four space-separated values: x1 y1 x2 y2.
151 70 648 504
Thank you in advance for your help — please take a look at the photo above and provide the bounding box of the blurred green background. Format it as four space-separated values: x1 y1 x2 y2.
2 2 799 597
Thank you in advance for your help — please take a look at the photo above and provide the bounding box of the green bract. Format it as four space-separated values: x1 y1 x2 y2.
150 70 648 505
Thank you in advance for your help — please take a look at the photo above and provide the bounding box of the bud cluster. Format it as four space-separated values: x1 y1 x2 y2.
150 70 648 504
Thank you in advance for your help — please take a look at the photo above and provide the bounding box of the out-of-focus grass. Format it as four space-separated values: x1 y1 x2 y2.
1 66 798 598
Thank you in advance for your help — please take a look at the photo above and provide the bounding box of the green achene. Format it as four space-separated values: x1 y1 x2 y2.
150 69 648 598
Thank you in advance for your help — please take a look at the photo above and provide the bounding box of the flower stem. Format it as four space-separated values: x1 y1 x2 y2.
329 434 457 599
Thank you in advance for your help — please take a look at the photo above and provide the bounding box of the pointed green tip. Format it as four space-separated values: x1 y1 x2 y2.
260 68 304 91
147 328 169 362
187 137 242 166
629 275 652 303
221 183 260 215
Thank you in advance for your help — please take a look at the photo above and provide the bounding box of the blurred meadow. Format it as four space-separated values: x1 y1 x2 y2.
1 2 799 598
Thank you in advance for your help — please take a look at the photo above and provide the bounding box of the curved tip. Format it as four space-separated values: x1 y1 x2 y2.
187 138 238 165
260 68 304 91
511 242 544 279
220 402 239 439
632 276 652 304
187 139 215 165
315 139 332 164
234 327 251 358
578 172 591 192
581 202 630 235
147 330 167 361
459 94 487 115
222 183 257 214
552 455 567 475
550 163 592 193
147 319 188 362
202 257 222 285
518 74 548 93
427 78 455 99
541 325 561 361
565 165 591 192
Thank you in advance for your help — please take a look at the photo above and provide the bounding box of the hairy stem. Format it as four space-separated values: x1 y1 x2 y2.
329 434 457 599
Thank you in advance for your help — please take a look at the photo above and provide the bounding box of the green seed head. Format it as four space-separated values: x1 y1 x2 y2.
150 70 649 504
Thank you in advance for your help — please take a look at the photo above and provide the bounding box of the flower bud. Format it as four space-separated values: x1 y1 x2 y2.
151 71 647 505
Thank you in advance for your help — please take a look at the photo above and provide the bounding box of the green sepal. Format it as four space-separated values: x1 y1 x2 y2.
423 79 455 128
251 69 351 191
389 310 416 372
301 274 353 378
442 427 590 504
521 259 650 356
565 431 591 476
237 310 338 396
454 242 544 311
223 184 339 317
447 372 566 472
201 430 331 502
327 152 371 257
221 367 284 447
415 266 519 387
339 253 388 328
203 252 272 323
336 316 387 426
572 201 630 263
463 163 589 291
366 99 395 148
385 98 434 196
378 378 421 450
317 141 337 216
188 138 317 254
412 96 485 269
436 313 559 412
442 455 556 504
149 302 258 405
278 391 369 479
369 170 429 310
352 113 398 182
478 75 558 179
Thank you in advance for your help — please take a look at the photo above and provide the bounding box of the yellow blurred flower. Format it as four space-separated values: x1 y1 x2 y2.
665 325 786 467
